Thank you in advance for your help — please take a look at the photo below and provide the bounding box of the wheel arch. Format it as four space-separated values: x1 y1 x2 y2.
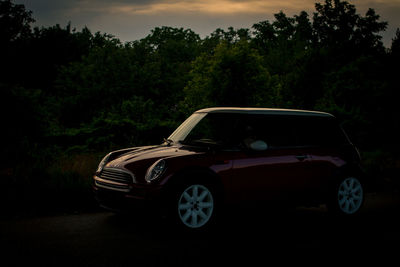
326 164 366 215
331 163 366 184
321 163 366 203
162 166 225 201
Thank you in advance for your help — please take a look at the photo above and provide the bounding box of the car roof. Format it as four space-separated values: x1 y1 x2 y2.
195 107 333 118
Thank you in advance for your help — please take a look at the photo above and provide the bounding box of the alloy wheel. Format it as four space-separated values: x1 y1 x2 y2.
337 177 363 214
177 184 214 228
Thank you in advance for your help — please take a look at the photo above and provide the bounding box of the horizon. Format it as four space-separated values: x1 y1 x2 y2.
15 0 400 47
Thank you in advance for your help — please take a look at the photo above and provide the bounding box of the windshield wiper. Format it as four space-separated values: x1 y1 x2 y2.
179 139 219 147
163 138 174 146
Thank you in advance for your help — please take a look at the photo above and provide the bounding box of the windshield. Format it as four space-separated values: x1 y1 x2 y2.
168 112 240 147
168 113 206 143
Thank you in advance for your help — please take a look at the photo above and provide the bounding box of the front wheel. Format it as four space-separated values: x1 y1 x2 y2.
328 177 364 215
164 177 219 233
177 184 215 229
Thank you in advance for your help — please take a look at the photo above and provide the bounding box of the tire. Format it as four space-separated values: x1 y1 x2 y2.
328 176 364 216
167 175 219 232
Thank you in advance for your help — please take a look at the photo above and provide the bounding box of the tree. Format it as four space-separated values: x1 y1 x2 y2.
0 0 34 83
53 27 202 146
137 26 201 106
54 36 131 128
182 40 281 114
252 11 313 75
391 28 400 56
22 24 111 91
313 0 387 56
0 0 34 43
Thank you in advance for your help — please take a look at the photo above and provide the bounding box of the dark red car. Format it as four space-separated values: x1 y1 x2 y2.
94 107 365 230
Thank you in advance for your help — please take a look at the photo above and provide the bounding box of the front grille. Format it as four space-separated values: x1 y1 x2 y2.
95 168 134 192
101 168 133 183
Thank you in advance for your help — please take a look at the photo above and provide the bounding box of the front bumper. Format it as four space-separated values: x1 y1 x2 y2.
93 175 164 213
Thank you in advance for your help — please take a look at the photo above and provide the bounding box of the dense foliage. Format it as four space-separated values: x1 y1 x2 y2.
0 0 399 214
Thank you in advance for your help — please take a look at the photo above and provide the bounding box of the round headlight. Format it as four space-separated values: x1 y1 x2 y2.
96 153 111 173
145 159 166 183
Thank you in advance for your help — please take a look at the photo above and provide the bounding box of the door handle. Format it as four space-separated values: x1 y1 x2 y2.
295 155 308 161
214 160 230 165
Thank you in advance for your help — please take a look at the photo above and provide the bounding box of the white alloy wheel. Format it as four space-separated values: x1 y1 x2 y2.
337 177 363 214
177 184 214 229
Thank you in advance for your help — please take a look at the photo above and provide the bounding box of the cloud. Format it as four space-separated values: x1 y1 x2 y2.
107 0 314 15
69 0 317 16
16 0 316 39
14 0 399 46
16 0 400 18
18 0 316 17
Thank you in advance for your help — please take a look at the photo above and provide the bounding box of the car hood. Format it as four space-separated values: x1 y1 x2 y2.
105 145 199 169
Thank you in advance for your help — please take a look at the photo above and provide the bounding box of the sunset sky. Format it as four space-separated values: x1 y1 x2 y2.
15 0 400 46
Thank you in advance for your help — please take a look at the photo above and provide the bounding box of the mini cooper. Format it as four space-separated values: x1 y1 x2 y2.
94 107 365 230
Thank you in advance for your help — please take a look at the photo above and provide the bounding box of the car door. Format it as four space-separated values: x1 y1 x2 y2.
230 147 313 203
291 117 350 201
229 114 314 204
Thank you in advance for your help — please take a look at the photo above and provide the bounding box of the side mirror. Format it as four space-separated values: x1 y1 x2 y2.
249 140 268 151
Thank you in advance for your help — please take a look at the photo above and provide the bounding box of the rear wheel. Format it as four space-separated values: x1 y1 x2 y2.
329 176 364 215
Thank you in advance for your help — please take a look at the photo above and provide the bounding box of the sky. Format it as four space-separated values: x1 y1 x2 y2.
15 0 400 47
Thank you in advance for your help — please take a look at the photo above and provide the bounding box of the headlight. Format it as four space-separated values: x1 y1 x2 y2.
145 159 166 183
96 153 111 173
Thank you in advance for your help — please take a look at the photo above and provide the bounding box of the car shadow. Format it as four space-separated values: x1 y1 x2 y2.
98 193 399 265
105 191 400 246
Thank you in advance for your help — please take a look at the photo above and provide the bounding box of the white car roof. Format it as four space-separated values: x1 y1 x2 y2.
195 107 333 118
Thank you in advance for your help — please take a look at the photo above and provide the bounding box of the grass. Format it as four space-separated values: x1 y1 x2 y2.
0 152 105 218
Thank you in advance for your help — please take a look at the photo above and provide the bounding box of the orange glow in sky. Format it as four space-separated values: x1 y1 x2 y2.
110 0 314 15
16 0 400 46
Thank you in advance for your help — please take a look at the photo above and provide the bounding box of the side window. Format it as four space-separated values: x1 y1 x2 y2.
260 116 297 148
229 114 257 148
293 117 316 146
236 115 297 149
293 117 349 147
322 120 349 146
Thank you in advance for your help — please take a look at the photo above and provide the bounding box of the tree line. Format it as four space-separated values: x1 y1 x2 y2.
1 0 399 199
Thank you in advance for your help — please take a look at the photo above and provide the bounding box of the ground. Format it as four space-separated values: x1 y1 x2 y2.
0 191 399 266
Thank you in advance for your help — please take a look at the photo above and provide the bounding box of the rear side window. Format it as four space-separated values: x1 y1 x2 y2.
293 117 349 147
